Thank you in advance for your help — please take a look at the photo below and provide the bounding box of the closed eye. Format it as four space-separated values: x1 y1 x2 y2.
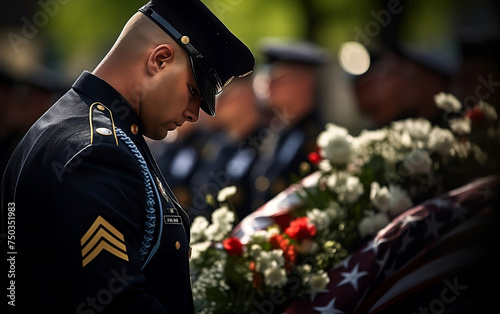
188 85 201 98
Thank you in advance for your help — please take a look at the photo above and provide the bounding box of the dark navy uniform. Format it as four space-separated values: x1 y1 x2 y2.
1 0 254 312
2 71 193 313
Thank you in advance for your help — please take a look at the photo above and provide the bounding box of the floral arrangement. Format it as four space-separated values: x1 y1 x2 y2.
189 94 499 314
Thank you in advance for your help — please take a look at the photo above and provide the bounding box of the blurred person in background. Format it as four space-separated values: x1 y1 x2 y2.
352 46 454 128
150 113 219 216
249 39 330 211
0 44 68 178
188 74 267 219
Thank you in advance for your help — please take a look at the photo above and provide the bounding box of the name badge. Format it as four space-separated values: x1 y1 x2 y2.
164 215 182 225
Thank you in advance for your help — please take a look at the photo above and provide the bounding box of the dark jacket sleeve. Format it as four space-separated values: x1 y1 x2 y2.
52 142 171 313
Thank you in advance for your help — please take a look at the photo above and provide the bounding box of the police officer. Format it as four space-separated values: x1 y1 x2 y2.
1 0 254 313
249 39 329 210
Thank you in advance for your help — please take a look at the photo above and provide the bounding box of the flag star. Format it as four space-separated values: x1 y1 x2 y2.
400 214 424 229
376 249 391 277
337 263 368 291
398 231 414 255
361 239 380 255
383 259 399 279
424 211 444 239
310 288 330 302
313 297 344 314
339 255 352 269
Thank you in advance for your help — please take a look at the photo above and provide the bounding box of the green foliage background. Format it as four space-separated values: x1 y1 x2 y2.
37 0 471 78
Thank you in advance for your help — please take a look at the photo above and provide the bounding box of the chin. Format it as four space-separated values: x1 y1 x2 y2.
144 130 168 141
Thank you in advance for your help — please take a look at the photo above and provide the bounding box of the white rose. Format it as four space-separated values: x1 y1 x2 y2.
370 182 391 212
428 127 455 156
478 101 498 120
358 211 390 238
190 216 209 242
304 270 330 296
387 184 413 217
317 123 353 165
402 150 432 176
307 208 330 231
434 92 462 112
448 117 471 136
263 264 288 288
217 185 237 202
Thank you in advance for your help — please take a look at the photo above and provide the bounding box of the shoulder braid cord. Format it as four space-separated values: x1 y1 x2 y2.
115 128 164 270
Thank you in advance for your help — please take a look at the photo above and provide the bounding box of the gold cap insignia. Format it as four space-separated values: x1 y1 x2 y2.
181 35 190 45
81 216 128 267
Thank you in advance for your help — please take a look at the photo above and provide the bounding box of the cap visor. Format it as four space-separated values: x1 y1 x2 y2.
190 57 216 116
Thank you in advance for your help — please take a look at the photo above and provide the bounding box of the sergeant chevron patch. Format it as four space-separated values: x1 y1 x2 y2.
81 215 128 267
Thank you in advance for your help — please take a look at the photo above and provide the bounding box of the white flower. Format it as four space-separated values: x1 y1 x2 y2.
370 182 391 212
307 208 330 231
478 101 498 120
190 216 209 243
388 129 412 149
249 230 269 244
249 244 262 259
303 270 330 296
387 184 413 217
217 186 237 202
255 250 284 272
402 150 432 176
434 92 462 112
358 211 390 238
204 223 229 241
328 173 364 204
428 127 455 156
211 205 235 226
448 117 471 135
190 241 212 260
392 118 432 141
263 264 288 288
354 129 388 147
317 123 353 165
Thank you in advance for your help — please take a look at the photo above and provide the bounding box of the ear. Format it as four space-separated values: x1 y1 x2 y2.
146 44 174 75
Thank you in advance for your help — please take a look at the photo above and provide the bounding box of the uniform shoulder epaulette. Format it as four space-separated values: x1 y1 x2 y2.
89 102 119 145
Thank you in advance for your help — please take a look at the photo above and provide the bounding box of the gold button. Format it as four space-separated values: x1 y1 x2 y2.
131 124 139 135
181 35 190 45
96 104 105 111
175 241 180 250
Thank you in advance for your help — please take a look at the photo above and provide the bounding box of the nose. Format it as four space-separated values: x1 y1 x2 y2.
184 100 200 123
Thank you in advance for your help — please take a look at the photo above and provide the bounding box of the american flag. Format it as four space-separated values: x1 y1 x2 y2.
233 175 499 313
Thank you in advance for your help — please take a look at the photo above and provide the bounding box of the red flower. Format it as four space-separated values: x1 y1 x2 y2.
285 217 316 240
270 233 297 271
466 106 486 124
308 151 322 165
223 237 243 256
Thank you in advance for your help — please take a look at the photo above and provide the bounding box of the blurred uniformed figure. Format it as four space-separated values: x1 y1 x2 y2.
0 29 69 179
352 47 454 128
1 0 254 313
249 39 329 211
189 74 267 219
151 118 215 214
